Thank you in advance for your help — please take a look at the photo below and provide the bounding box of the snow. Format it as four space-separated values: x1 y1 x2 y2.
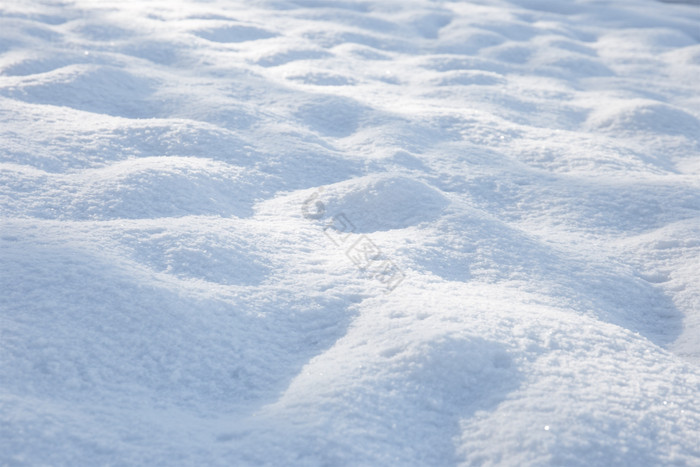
1 0 699 464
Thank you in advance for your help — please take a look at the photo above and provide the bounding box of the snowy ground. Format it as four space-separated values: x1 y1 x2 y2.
1 0 700 465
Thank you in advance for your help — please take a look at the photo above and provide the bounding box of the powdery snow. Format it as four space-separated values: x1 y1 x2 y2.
1 0 699 465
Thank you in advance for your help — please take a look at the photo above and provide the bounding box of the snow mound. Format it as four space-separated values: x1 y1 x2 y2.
67 157 258 220
315 175 449 232
0 64 161 118
586 99 700 136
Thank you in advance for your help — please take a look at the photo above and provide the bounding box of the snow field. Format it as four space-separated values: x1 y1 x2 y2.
1 0 700 465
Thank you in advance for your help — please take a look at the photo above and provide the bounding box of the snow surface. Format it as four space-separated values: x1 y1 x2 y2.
1 0 700 465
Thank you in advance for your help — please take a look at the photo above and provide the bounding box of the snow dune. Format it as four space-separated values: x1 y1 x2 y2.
1 0 699 465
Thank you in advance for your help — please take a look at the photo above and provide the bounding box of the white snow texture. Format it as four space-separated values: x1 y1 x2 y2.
1 0 700 465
